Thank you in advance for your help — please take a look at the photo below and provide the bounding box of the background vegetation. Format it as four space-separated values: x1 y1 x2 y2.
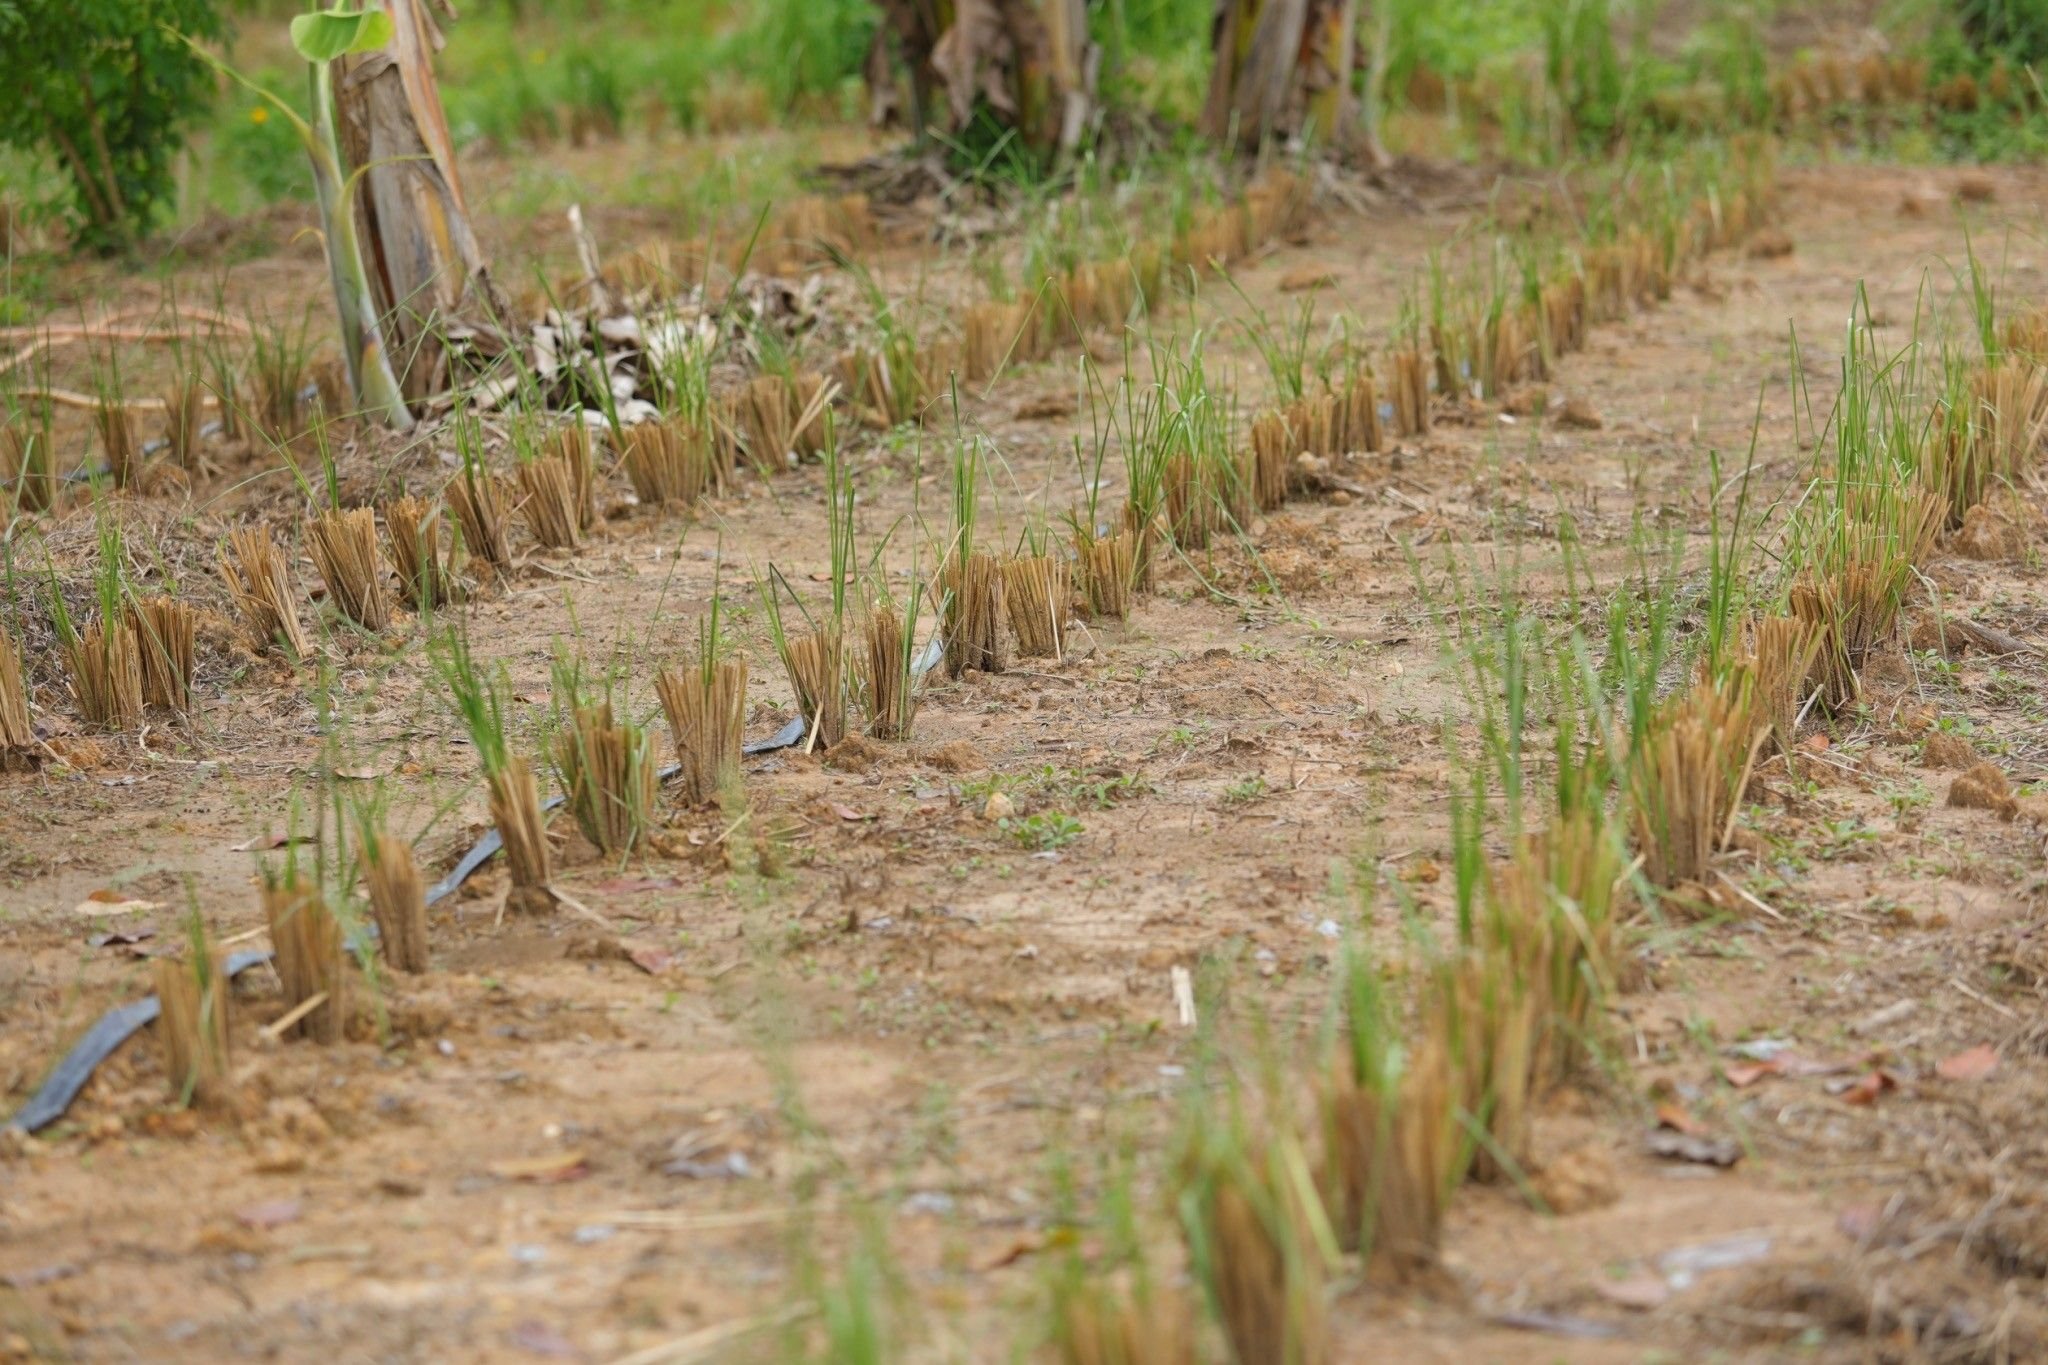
0 0 2043 255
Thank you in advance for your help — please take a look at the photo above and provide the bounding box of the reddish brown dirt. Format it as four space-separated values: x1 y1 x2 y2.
4 158 2048 1363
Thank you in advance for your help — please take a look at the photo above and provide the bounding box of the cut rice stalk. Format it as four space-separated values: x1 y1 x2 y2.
220 526 310 659
1747 614 1821 765
517 455 584 550
130 596 196 712
2 414 55 513
66 620 144 730
857 603 918 741
655 655 748 805
1626 672 1760 890
1003 553 1069 660
262 876 346 1044
362 831 429 973
383 495 449 610
555 701 656 855
164 374 205 471
489 755 554 913
0 632 31 756
1392 347 1430 436
939 551 1007 677
1076 526 1136 621
447 468 513 577
308 506 390 631
781 628 846 749
94 397 138 489
623 418 710 508
154 937 230 1104
546 424 601 531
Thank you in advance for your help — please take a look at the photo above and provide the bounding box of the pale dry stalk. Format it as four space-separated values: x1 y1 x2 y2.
308 507 389 631
220 526 310 658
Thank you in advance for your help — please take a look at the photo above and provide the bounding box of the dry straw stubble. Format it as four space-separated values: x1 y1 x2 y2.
491 755 554 913
67 620 144 730
0 633 32 756
1003 554 1069 659
448 467 513 577
130 596 196 711
362 832 430 973
656 656 747 805
517 454 584 550
263 877 347 1044
220 526 311 659
623 418 710 508
308 506 389 631
555 702 657 854
384 495 449 610
154 946 230 1104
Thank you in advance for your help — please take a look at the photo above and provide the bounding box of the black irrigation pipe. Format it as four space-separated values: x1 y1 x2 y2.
6 714 813 1135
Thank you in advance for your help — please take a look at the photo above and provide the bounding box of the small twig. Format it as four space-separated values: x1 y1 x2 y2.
1950 975 2018 1020
260 991 330 1041
1715 869 1788 922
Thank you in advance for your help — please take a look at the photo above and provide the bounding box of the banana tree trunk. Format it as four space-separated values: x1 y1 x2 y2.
1203 0 1358 152
332 0 506 408
880 0 1095 154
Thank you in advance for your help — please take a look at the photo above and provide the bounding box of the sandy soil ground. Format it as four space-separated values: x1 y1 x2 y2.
4 152 2048 1363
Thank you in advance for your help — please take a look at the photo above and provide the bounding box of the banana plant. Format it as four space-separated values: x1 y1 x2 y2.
178 7 420 430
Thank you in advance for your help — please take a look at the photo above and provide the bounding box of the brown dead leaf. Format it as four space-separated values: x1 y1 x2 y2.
234 1198 303 1230
1593 1272 1670 1311
621 939 676 975
1012 394 1074 421
1838 1069 1898 1106
1935 1044 1999 1082
488 1150 590 1184
1655 1101 1706 1135
74 890 161 917
1723 1060 1783 1088
1278 266 1337 293
832 803 874 822
972 1230 1047 1272
593 876 681 894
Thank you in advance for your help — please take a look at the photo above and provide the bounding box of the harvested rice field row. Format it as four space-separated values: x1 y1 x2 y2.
5 152 2048 1364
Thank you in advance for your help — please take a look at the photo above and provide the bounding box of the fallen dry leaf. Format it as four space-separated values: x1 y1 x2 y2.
1278 266 1337 293
488 1150 590 1184
88 927 157 948
1935 1044 1999 1082
231 832 317 852
1836 1202 1886 1241
507 1321 578 1358
1593 1272 1669 1311
593 876 681 894
1646 1130 1742 1167
1838 1069 1898 1106
1722 1060 1783 1088
832 803 874 822
1655 1101 1706 1136
234 1198 303 1230
621 939 676 975
73 889 161 917
973 1231 1047 1272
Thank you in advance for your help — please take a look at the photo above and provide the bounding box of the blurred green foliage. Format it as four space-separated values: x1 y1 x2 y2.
0 0 226 252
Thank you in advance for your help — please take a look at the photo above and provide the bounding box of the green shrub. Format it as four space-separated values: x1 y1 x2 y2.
0 0 225 252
